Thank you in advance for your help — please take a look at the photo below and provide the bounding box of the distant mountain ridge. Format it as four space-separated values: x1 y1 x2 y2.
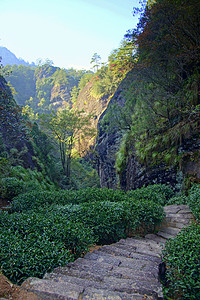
0 46 35 67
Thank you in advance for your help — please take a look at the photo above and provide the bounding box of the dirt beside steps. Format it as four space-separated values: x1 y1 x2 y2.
3 205 194 300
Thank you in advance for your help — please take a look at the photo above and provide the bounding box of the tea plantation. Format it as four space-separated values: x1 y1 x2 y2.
0 181 200 299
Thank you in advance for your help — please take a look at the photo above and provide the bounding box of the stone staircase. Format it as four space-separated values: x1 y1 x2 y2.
21 205 194 300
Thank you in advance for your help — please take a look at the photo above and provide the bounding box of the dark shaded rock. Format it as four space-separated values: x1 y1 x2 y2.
0 76 37 169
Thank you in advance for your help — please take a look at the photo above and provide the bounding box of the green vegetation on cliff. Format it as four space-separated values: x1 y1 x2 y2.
101 0 200 187
3 62 91 114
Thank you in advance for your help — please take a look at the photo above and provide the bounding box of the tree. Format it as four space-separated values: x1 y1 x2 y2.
90 53 101 72
40 108 94 184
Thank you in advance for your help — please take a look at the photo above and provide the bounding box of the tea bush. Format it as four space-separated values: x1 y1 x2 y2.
52 199 164 244
2 185 166 285
165 195 187 206
188 184 200 220
0 210 95 284
11 188 126 212
11 185 175 213
126 184 174 206
0 228 71 285
162 223 200 299
57 201 127 244
0 177 25 200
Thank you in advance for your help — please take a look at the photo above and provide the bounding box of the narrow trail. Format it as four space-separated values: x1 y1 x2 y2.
19 205 194 300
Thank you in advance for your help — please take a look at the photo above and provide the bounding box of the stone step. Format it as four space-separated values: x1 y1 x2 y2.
22 277 84 300
164 221 190 229
81 287 147 300
40 272 162 297
22 277 158 300
84 251 159 270
159 227 181 236
112 241 162 257
97 243 161 259
165 213 194 220
145 234 166 245
48 257 159 282
116 237 163 251
96 245 161 264
156 230 175 240
164 205 192 214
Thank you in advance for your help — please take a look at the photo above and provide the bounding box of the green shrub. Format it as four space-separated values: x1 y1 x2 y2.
165 195 187 206
162 223 200 299
0 166 56 201
0 228 71 285
11 190 74 212
11 188 126 212
0 210 95 284
67 201 127 244
11 166 55 190
0 177 25 200
126 184 174 206
188 184 200 220
54 199 164 244
122 199 165 235
0 156 11 178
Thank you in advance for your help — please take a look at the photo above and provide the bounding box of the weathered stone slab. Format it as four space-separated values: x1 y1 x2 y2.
156 230 175 240
164 205 181 214
82 287 150 300
112 242 161 257
164 205 192 214
42 272 162 298
145 234 166 245
116 238 163 250
96 245 132 257
165 221 189 229
159 227 181 235
84 251 159 270
94 248 161 264
166 213 194 219
22 277 84 300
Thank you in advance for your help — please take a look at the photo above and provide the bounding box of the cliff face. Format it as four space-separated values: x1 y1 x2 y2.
95 73 200 191
0 76 37 169
73 81 111 153
95 83 128 189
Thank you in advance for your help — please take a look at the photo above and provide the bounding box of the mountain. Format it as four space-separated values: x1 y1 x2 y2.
3 63 88 109
0 46 35 67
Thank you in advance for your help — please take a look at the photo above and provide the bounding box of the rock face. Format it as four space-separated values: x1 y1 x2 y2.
21 205 194 300
95 71 200 190
74 81 111 154
95 83 128 189
0 76 37 169
95 86 178 190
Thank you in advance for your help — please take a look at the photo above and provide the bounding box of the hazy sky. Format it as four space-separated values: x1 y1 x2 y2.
0 0 140 70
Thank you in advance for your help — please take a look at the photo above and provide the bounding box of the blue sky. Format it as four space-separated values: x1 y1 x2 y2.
0 0 140 70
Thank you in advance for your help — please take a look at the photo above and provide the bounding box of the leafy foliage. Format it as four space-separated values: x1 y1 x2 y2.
40 108 95 184
11 188 125 212
0 165 55 200
162 223 200 299
1 184 165 285
188 184 200 221
0 210 94 284
4 63 90 114
126 184 174 206
102 0 200 182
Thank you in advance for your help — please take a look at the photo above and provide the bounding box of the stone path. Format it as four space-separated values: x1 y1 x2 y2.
21 205 194 300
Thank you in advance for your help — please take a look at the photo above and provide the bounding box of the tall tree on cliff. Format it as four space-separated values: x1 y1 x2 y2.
40 108 94 184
